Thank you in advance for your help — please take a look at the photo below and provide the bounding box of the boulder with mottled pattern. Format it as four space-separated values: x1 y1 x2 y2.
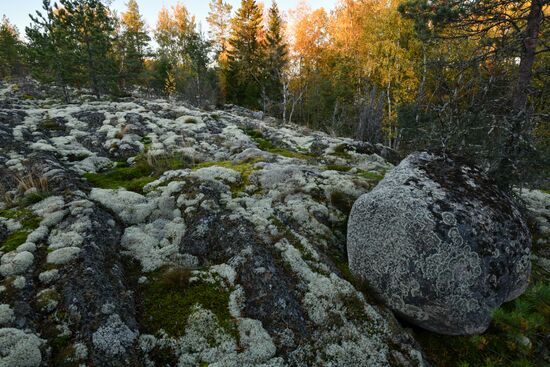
347 151 531 335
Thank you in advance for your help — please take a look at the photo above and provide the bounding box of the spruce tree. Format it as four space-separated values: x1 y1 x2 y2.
264 2 288 114
120 0 150 88
227 0 265 108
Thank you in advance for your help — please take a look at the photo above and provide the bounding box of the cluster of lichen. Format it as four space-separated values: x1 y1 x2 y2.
242 127 313 160
0 208 41 252
140 267 236 339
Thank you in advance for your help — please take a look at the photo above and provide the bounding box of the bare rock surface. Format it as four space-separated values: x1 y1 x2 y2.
348 151 531 335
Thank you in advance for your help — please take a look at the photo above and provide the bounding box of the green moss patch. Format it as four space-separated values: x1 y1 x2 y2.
356 170 385 182
242 128 313 160
140 267 236 338
84 167 155 194
84 153 193 193
194 159 263 195
331 144 352 160
39 118 64 131
0 208 41 252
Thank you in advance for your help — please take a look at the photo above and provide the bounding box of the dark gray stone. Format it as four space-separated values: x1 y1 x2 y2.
347 151 531 335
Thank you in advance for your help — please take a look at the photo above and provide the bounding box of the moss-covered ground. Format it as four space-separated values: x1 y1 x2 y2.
84 153 193 193
139 267 237 339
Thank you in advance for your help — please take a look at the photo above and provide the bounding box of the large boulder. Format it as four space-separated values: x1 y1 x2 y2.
347 151 531 335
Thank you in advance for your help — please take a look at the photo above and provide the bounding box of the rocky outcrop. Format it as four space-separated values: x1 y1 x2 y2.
0 81 423 366
347 151 531 335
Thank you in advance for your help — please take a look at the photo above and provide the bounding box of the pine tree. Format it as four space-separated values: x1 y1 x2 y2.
0 16 24 79
26 0 80 101
263 2 288 114
27 0 119 98
227 0 265 108
120 0 150 88
399 0 549 184
62 0 118 97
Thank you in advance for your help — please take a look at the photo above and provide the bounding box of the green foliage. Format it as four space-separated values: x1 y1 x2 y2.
398 0 548 187
329 191 355 215
84 164 153 193
39 118 64 131
263 2 288 113
164 70 177 97
331 144 352 160
140 267 236 338
118 0 150 88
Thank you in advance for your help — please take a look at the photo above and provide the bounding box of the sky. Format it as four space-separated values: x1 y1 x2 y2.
1 0 338 37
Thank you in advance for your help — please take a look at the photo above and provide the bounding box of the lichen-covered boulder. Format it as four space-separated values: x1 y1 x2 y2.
347 151 531 335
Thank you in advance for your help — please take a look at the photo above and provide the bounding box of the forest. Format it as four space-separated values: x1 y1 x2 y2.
0 0 549 187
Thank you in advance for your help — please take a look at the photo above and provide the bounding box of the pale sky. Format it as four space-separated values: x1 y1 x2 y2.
1 0 338 38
